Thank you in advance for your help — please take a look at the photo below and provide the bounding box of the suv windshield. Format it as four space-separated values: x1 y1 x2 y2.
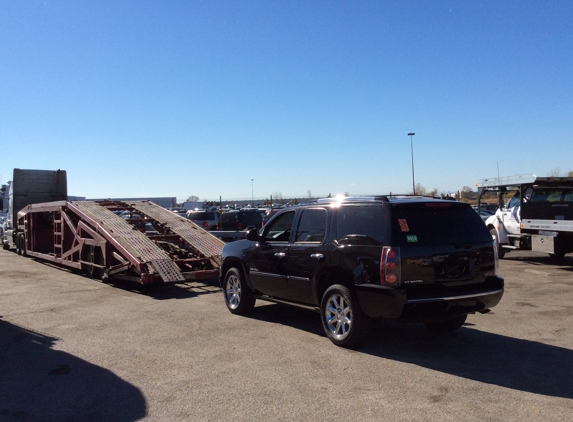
391 203 491 246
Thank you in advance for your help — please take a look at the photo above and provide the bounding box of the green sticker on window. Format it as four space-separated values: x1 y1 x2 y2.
406 235 418 242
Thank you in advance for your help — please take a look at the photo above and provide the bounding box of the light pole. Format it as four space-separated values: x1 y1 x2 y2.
407 133 416 195
251 179 254 206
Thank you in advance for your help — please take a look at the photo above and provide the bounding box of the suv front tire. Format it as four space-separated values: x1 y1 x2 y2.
223 267 256 315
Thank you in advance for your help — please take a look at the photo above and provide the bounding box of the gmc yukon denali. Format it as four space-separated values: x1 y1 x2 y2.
220 196 504 348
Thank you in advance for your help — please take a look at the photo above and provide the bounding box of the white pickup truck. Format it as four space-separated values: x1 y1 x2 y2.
477 174 573 260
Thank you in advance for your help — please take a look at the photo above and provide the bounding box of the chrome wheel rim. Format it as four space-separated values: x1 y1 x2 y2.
324 294 352 340
225 274 241 309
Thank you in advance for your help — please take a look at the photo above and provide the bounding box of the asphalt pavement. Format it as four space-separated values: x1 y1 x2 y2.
1 248 573 421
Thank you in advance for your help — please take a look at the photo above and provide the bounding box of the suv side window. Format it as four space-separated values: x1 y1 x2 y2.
263 211 295 242
335 205 386 245
295 208 327 242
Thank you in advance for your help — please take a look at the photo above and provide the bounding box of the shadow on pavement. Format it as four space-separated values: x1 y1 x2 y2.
104 276 221 300
249 303 573 399
31 256 221 300
504 253 573 270
0 318 147 422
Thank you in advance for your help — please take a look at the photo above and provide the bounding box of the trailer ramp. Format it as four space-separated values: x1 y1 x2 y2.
126 201 224 259
71 201 189 282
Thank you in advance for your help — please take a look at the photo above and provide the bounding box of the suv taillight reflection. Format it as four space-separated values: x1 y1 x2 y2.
380 246 401 286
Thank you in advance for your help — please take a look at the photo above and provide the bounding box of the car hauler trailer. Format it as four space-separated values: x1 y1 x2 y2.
477 174 573 259
13 199 224 284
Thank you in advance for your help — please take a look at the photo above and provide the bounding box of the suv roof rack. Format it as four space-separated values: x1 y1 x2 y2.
316 195 451 204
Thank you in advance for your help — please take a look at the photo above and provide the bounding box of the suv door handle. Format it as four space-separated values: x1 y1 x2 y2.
311 253 324 260
275 252 286 258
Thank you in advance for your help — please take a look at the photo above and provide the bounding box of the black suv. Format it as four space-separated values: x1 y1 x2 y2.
220 196 504 348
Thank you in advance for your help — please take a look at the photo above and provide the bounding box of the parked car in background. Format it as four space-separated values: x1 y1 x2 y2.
186 209 220 230
169 208 188 217
218 209 263 231
473 207 494 222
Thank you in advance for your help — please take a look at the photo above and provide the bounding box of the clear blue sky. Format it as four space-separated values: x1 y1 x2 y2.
1 0 572 203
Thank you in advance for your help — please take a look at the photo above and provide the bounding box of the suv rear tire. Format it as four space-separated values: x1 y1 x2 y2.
320 285 370 349
223 267 255 315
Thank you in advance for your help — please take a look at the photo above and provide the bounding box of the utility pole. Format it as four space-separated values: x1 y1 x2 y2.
408 133 416 194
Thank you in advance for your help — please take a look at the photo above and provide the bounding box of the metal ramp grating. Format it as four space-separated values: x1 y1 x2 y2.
70 201 185 282
127 201 224 259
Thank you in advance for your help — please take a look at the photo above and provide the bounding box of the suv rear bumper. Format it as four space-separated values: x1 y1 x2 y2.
355 276 504 320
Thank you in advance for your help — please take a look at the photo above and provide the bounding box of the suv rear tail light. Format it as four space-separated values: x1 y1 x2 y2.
380 246 401 286
203 221 209 228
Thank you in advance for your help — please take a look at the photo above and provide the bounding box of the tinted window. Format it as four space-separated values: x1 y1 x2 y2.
264 211 295 242
391 203 491 246
335 205 386 245
239 212 263 227
508 191 520 208
295 208 327 242
220 213 237 224
531 188 573 203
189 211 216 220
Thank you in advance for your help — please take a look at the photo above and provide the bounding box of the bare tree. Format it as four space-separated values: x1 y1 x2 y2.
412 183 427 195
274 192 283 204
186 195 199 202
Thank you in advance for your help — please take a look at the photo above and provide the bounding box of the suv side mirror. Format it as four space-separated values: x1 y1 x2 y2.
246 228 260 241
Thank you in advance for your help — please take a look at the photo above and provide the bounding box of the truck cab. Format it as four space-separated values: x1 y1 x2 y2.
493 190 522 236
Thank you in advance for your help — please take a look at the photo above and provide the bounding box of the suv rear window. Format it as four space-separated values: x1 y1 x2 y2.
188 211 217 220
391 203 491 246
240 211 263 227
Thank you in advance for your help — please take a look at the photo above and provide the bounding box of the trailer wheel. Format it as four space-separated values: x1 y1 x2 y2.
82 245 105 280
19 235 27 257
16 234 23 255
549 249 566 261
89 247 105 280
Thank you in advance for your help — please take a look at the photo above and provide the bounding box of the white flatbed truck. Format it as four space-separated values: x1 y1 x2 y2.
477 174 573 259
